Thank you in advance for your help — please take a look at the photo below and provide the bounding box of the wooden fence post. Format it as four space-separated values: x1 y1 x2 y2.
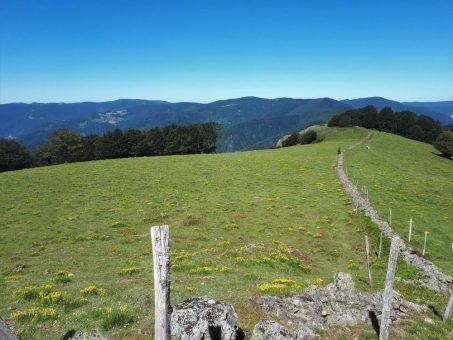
422 231 428 256
151 225 171 340
378 231 383 258
379 237 400 340
408 218 412 243
364 234 372 286
388 208 392 226
443 290 453 322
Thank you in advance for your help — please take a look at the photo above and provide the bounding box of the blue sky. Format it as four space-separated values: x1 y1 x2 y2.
0 0 452 103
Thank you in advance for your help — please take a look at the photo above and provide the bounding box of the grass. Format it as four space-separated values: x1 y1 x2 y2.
0 127 451 339
345 131 453 275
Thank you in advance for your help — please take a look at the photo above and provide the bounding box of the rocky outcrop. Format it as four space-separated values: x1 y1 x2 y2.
68 330 107 340
252 272 425 338
250 320 319 340
171 297 240 340
0 319 18 340
337 141 453 292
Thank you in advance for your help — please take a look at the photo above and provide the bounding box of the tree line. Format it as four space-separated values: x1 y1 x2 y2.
328 105 443 144
0 122 221 172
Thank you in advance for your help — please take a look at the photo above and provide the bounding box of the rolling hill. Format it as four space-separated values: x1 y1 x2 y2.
0 127 451 339
2 96 451 154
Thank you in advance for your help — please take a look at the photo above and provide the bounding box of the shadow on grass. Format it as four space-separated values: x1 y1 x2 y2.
431 152 452 161
368 311 380 338
428 304 443 320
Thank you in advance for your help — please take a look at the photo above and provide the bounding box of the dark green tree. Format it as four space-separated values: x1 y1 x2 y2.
378 106 396 132
123 129 148 157
395 111 417 136
433 131 453 158
94 129 126 159
406 125 425 141
416 115 442 143
147 127 165 155
0 139 32 172
361 106 379 129
35 129 85 165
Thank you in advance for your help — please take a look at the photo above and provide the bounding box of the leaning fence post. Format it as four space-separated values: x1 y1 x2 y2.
151 225 171 340
378 231 383 258
422 231 428 256
408 218 412 243
364 234 372 286
379 237 400 340
443 290 453 322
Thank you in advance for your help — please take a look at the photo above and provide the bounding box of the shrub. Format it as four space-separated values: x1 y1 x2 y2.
281 133 299 147
299 130 317 145
433 131 453 158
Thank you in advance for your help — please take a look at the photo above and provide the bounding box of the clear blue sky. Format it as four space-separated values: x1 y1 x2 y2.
0 0 452 103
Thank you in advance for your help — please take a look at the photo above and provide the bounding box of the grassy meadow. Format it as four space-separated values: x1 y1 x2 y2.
0 127 452 339
345 131 453 276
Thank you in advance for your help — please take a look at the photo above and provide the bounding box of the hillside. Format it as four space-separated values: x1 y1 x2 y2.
0 97 351 153
0 128 451 339
345 131 453 275
2 96 451 154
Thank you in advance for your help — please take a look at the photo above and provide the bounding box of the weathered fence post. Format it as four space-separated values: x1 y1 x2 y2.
408 218 412 243
366 188 369 200
151 225 171 340
379 237 400 340
378 231 383 258
443 289 453 322
422 231 428 256
364 234 372 286
388 208 392 226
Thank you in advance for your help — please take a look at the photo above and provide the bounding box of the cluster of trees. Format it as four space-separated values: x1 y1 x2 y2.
328 106 443 144
0 122 221 172
282 130 320 147
0 139 32 172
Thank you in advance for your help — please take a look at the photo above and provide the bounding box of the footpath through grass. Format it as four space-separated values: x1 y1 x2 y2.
0 127 451 339
345 131 453 276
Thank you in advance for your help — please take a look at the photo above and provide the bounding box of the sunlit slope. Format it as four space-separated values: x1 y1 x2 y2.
3 127 450 339
0 127 371 338
345 131 453 275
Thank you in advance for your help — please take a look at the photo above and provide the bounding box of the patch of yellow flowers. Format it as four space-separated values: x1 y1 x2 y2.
10 307 57 321
80 285 106 296
120 267 143 275
190 265 231 273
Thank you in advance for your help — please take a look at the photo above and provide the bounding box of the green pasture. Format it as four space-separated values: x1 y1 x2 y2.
345 131 453 275
0 127 451 339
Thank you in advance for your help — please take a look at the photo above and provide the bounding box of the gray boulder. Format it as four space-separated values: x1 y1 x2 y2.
250 320 320 340
171 297 239 340
68 329 107 340
0 319 18 340
250 320 296 340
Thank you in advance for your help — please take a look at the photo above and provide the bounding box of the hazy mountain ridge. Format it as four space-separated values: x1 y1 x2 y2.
1 96 451 152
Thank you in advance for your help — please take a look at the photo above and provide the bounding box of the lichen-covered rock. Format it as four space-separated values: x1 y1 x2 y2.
250 320 296 340
250 320 320 340
253 272 424 337
171 297 239 340
68 329 107 340
0 319 18 340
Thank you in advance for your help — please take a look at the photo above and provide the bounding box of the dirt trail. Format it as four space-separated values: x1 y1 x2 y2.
336 129 452 292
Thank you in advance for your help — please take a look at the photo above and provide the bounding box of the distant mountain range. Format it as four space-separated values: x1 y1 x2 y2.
1 96 452 152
